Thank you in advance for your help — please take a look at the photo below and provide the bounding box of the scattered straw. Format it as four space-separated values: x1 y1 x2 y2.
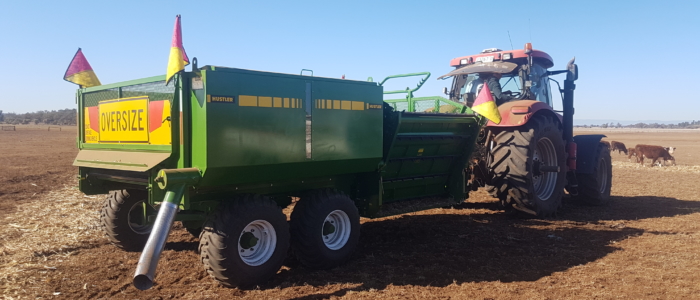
0 183 103 296
612 161 700 173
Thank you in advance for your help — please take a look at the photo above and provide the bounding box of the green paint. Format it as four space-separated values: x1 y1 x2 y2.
76 65 483 219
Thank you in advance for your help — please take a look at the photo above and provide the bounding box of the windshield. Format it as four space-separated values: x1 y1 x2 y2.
450 64 554 107
452 73 521 105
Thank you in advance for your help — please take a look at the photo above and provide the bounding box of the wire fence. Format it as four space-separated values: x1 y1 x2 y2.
0 125 77 131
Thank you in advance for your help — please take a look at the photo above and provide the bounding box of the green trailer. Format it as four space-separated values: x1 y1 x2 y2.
74 64 482 289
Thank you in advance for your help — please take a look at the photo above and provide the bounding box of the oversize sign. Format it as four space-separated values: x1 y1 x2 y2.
98 96 149 143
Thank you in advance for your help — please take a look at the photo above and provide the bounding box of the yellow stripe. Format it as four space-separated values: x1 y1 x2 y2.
326 100 332 109
239 95 257 106
333 100 340 109
341 100 351 110
351 101 364 110
207 95 211 103
273 97 282 108
258 97 272 107
284 98 290 108
298 98 301 109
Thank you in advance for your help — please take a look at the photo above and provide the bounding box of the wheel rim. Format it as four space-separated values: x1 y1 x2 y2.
598 157 609 193
127 201 153 235
532 137 558 200
238 220 277 266
322 210 351 250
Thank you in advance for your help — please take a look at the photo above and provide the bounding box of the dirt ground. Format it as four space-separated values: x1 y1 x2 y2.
2 127 700 299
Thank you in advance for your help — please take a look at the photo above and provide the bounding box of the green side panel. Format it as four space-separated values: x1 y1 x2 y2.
381 112 480 203
191 74 208 174
311 80 383 161
204 69 308 168
382 175 450 201
191 67 383 189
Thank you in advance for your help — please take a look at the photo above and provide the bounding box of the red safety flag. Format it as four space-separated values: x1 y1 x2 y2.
166 15 190 84
471 81 502 124
63 48 101 88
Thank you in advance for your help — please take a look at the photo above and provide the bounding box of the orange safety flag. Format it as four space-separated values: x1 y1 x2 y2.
166 15 189 84
63 48 101 88
471 80 502 124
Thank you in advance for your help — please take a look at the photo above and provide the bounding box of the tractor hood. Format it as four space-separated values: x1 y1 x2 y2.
437 61 518 79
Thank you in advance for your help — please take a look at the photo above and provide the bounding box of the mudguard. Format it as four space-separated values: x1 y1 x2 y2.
573 134 606 174
486 100 562 127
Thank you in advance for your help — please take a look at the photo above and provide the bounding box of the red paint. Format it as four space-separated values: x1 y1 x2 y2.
149 100 165 132
88 106 99 132
449 49 554 69
567 142 577 170
486 100 561 127
170 15 189 63
510 106 530 114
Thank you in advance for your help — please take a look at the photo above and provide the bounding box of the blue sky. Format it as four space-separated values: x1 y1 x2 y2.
1 0 698 121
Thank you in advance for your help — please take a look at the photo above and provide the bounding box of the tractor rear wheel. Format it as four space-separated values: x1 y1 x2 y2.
100 189 154 252
574 142 612 205
290 189 360 270
488 115 567 217
199 194 289 288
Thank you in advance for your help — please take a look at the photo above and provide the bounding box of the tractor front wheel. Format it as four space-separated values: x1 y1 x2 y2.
488 115 567 217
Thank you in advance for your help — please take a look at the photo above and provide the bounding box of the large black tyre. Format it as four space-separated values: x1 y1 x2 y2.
199 194 290 288
290 189 361 270
574 142 612 205
100 189 153 252
488 115 567 217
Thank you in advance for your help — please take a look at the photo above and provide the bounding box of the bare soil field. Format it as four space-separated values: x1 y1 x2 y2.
0 126 77 224
2 128 700 299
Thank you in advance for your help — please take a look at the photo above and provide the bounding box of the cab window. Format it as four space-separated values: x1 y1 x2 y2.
529 64 551 106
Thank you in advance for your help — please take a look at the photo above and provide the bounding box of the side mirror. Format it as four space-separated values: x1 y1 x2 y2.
443 87 449 95
566 57 578 81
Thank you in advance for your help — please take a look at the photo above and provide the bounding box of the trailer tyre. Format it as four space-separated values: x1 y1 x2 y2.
488 115 567 217
199 194 289 288
100 189 153 252
574 142 612 205
290 189 360 270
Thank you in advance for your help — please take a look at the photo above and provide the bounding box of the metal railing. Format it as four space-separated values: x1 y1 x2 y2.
379 72 474 114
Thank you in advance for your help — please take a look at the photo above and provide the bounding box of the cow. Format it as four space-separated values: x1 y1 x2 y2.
664 146 676 154
627 147 638 162
601 140 611 149
610 141 628 155
634 144 676 167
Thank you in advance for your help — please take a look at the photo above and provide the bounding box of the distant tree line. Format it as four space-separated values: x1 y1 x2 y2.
576 120 700 129
0 109 77 125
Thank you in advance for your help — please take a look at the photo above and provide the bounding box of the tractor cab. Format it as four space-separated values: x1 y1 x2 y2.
439 44 554 108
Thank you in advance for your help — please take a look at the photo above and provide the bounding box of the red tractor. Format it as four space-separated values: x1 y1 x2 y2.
442 43 612 217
